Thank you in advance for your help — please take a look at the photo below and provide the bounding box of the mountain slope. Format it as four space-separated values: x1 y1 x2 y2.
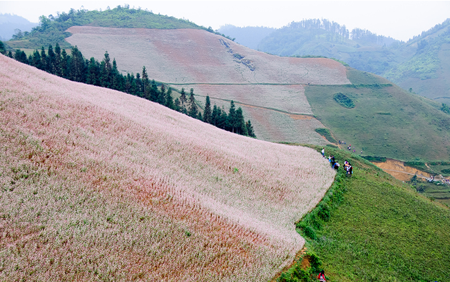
0 54 335 281
65 26 450 162
247 18 450 103
65 25 349 145
305 68 450 161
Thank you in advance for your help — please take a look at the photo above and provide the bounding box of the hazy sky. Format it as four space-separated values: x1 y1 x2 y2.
1 1 449 41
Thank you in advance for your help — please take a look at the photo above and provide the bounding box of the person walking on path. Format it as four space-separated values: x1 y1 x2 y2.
321 148 325 158
317 270 327 282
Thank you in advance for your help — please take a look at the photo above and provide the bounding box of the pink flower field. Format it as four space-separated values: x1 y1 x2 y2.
0 55 335 281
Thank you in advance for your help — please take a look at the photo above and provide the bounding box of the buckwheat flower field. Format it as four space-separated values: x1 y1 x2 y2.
0 55 335 281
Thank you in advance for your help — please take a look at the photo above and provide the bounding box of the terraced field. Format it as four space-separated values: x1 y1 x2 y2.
65 26 350 144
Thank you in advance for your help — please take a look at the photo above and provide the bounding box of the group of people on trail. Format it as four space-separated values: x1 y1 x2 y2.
322 148 352 175
344 160 353 175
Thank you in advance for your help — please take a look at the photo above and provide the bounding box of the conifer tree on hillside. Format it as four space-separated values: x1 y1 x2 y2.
70 46 85 82
215 107 227 129
150 79 159 102
246 120 256 138
14 50 28 64
227 101 237 132
54 43 62 76
211 105 218 126
86 57 99 86
31 49 42 70
134 73 142 96
188 88 198 119
165 87 175 110
180 88 187 113
61 49 69 78
235 107 248 136
141 66 150 99
0 40 5 54
40 46 47 72
174 98 181 112
111 59 120 90
100 51 112 87
47 45 56 74
158 84 166 105
203 95 212 124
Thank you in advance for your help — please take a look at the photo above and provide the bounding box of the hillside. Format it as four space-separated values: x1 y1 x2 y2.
64 26 450 162
384 19 450 103
279 145 450 281
0 54 336 281
228 19 450 103
65 25 349 145
5 5 206 50
305 68 450 161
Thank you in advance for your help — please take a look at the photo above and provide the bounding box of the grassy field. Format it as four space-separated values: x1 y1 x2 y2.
304 68 450 161
279 145 450 281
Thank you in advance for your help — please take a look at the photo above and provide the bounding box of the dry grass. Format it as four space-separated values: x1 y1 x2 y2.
0 55 335 281
65 26 350 144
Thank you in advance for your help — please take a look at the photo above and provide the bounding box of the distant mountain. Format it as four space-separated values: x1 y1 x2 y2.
383 19 450 103
256 19 402 75
0 13 38 41
217 24 276 49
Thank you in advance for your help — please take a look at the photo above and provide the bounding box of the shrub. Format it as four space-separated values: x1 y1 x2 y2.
333 93 355 108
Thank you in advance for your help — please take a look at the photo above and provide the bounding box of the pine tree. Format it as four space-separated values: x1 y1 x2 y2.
47 45 56 74
31 50 42 69
227 101 237 132
188 88 198 118
203 95 212 124
211 105 219 126
165 87 175 109
86 57 99 85
14 50 28 64
135 73 142 97
111 59 120 90
141 66 150 99
235 107 248 136
7 51 13 58
100 51 112 87
0 40 5 54
61 49 69 78
158 84 166 105
70 46 85 82
150 79 159 102
54 43 62 76
246 120 256 138
174 98 181 112
180 88 187 109
40 46 47 71
217 107 227 129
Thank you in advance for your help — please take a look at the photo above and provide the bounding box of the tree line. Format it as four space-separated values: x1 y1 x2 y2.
1 42 256 138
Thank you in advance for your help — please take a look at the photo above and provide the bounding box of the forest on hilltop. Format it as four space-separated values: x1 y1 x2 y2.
5 5 232 50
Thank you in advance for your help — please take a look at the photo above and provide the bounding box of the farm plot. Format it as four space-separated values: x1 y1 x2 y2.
0 55 335 281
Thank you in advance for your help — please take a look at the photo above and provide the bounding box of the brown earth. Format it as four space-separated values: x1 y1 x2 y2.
65 26 350 144
373 159 432 182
